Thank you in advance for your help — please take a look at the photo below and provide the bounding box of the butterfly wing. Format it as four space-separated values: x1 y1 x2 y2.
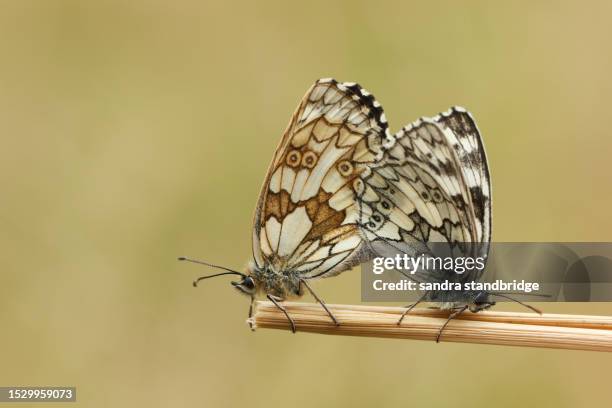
433 107 491 246
252 79 389 279
358 108 491 262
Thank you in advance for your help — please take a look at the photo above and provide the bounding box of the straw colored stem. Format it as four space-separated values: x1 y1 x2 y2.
252 301 612 352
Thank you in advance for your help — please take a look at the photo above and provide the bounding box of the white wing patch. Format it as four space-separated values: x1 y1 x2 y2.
264 216 281 254
277 206 311 257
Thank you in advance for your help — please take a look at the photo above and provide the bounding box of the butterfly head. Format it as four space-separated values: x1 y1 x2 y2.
231 275 257 296
179 257 258 297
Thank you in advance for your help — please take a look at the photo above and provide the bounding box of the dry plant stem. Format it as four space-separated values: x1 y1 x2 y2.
252 301 612 352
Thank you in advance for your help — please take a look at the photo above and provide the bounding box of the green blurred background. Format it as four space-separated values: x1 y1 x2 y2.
1 1 612 407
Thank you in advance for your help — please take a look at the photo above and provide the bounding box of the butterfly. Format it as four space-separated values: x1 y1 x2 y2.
181 78 496 337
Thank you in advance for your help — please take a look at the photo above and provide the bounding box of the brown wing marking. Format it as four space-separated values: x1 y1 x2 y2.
252 79 388 275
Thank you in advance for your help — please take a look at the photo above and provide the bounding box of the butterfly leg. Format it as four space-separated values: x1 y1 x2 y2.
491 293 542 314
397 291 429 325
267 294 296 333
247 295 255 331
300 279 340 327
436 305 469 343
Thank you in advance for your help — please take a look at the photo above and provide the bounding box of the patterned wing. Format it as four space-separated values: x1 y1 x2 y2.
251 79 389 279
433 107 491 245
357 107 491 260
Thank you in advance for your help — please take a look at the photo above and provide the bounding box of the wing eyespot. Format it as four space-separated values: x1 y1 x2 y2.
378 199 392 214
432 190 443 203
301 151 318 168
337 160 354 177
286 150 302 167
366 211 385 230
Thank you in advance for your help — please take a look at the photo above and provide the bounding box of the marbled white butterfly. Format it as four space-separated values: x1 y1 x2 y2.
181 78 494 335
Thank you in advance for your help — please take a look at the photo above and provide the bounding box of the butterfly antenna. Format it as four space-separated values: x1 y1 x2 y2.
493 291 551 298
490 292 543 314
177 257 245 287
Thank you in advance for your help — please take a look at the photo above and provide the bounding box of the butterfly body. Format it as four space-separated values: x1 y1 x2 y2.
427 291 494 312
246 262 303 299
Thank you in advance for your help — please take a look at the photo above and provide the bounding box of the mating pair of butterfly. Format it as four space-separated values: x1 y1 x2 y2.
181 78 524 341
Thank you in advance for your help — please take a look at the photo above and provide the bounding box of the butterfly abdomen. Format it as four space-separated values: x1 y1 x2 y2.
426 289 494 312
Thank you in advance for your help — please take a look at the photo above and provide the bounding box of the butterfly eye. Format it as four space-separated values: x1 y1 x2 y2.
244 277 255 290
337 160 354 177
232 276 256 295
302 151 318 168
286 150 302 167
